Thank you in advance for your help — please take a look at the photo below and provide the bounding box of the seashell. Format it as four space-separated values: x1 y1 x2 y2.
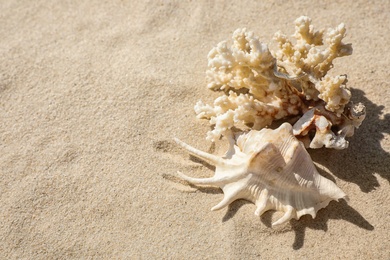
175 123 347 226
292 107 348 149
293 102 366 149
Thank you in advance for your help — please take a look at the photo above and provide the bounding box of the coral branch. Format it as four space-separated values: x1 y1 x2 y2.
196 16 365 149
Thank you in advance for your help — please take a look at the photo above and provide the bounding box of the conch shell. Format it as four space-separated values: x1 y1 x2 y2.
175 123 347 226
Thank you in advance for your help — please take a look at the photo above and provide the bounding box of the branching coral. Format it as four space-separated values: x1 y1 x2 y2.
273 16 353 115
195 16 365 149
199 28 303 141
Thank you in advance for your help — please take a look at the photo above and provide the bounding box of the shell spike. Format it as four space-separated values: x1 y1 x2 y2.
255 190 269 216
272 206 295 227
254 203 267 217
211 194 237 211
174 137 226 166
211 185 245 211
177 171 224 186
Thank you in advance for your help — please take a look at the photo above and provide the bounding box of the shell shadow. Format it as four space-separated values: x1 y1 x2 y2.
288 199 374 250
189 154 216 172
221 198 373 250
162 173 223 195
309 88 390 192
222 200 251 222
169 90 380 250
168 171 373 250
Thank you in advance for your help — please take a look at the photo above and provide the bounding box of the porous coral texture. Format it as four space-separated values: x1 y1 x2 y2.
195 16 365 149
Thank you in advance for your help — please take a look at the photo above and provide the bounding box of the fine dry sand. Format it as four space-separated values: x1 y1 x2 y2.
1 0 389 259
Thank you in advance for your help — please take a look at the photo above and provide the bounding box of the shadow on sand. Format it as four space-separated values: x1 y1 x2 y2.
218 198 373 250
310 89 390 193
168 88 387 249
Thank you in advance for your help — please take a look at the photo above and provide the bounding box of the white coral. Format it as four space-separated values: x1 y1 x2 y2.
273 16 353 107
195 16 365 149
316 75 351 116
206 28 275 97
195 91 283 141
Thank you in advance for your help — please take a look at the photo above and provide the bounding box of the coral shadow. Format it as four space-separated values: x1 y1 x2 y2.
310 89 390 192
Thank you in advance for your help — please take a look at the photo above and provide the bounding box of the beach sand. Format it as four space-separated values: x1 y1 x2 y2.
1 0 389 258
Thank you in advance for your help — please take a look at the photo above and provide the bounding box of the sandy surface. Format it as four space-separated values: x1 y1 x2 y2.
1 0 389 259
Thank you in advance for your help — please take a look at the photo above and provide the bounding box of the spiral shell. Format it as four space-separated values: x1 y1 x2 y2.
175 123 347 226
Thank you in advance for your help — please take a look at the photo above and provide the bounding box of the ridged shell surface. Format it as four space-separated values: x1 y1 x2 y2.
175 123 347 226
